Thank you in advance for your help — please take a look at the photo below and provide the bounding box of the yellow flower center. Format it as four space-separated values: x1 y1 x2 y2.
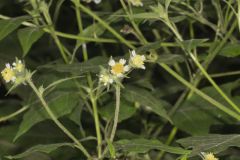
111 63 124 74
1 67 15 82
132 55 144 67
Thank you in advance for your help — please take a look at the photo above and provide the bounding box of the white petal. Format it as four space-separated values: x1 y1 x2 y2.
116 73 123 77
18 60 22 64
119 59 126 65
12 62 16 66
6 63 11 68
141 65 146 69
94 0 101 4
141 55 146 61
108 59 115 66
131 50 136 57
124 65 130 72
109 79 113 83
11 76 16 82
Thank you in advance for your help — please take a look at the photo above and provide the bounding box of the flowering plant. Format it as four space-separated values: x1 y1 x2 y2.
0 0 239 160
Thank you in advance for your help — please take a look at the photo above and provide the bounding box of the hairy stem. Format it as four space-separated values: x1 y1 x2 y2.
90 93 102 158
160 64 240 121
110 85 121 142
27 79 91 158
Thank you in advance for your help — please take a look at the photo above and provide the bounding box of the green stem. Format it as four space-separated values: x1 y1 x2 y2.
49 27 69 63
110 85 121 142
0 106 28 122
120 0 148 44
73 0 88 61
76 3 135 49
73 0 93 88
90 93 102 158
160 63 240 121
210 70 240 78
27 79 91 158
189 54 240 113
164 16 240 114
41 6 69 63
188 20 237 97
158 127 178 160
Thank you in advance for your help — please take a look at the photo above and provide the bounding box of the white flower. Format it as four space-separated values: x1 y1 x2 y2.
128 0 143 7
82 0 101 4
1 63 16 83
12 60 24 72
201 152 218 160
108 58 130 77
129 50 146 69
93 0 101 4
99 73 113 86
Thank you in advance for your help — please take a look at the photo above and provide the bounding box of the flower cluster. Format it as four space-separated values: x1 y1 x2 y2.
99 50 146 86
1 59 26 84
201 152 218 160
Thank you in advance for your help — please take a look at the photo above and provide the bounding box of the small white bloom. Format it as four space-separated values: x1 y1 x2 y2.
201 152 218 160
99 73 113 86
128 0 143 7
1 63 16 83
93 0 101 4
108 58 116 66
109 58 129 77
119 59 126 65
129 50 146 69
12 60 24 72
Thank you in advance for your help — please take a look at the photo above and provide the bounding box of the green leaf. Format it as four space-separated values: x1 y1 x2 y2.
172 83 237 135
99 98 136 122
6 143 73 159
14 92 79 141
122 86 171 122
0 16 28 41
177 134 240 156
219 43 240 57
115 139 190 155
17 27 44 56
39 56 108 74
